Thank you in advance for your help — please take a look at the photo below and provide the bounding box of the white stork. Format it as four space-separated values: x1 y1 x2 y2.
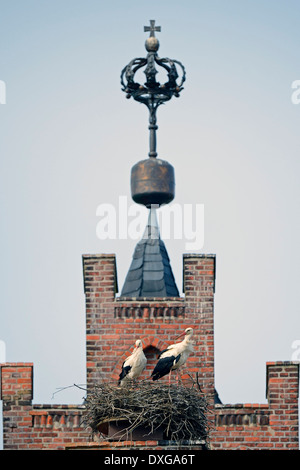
118 339 147 385
151 327 194 382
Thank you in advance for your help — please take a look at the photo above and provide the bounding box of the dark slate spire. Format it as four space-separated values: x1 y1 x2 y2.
120 23 184 299
121 208 179 298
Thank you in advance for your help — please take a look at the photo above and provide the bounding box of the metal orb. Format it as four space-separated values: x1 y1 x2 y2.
145 36 159 52
131 157 175 207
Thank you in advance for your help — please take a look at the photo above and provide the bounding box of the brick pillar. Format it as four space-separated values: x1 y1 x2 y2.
82 254 118 393
0 363 33 404
266 361 299 449
183 254 216 398
0 363 34 449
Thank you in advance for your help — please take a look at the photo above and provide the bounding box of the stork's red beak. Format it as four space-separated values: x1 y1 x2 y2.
175 330 186 340
175 329 195 340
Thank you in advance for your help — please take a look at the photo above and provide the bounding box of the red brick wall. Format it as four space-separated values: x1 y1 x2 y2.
1 253 299 450
83 253 216 398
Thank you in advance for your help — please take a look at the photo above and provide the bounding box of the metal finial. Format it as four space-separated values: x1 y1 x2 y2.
121 21 186 158
144 20 161 37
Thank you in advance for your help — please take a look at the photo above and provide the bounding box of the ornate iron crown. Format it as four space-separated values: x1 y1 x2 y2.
120 20 186 158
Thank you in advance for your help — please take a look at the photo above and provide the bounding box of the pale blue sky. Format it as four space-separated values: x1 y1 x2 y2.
0 0 300 411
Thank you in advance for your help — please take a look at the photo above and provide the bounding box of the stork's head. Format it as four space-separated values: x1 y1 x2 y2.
135 339 143 349
176 327 193 340
185 327 193 337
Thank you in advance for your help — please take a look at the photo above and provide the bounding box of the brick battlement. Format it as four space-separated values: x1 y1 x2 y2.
0 364 91 449
1 254 299 450
211 362 299 449
0 363 33 404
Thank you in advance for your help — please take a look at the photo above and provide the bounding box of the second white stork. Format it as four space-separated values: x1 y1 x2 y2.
151 327 194 382
118 339 147 385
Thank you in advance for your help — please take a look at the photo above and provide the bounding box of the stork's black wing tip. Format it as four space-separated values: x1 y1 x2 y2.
118 365 131 383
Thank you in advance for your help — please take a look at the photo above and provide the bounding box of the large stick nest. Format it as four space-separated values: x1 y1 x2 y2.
82 376 212 443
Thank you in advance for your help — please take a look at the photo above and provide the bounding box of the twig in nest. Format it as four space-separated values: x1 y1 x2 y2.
51 383 87 400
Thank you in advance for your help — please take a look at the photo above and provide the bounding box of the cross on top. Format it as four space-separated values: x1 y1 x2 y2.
144 20 161 37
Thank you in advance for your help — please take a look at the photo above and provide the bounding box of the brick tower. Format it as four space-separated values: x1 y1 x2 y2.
83 252 216 398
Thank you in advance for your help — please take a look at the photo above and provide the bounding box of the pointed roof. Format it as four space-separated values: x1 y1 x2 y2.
120 209 179 298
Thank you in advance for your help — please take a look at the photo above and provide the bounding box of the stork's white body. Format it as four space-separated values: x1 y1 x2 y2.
118 340 147 385
151 328 194 381
162 338 194 370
